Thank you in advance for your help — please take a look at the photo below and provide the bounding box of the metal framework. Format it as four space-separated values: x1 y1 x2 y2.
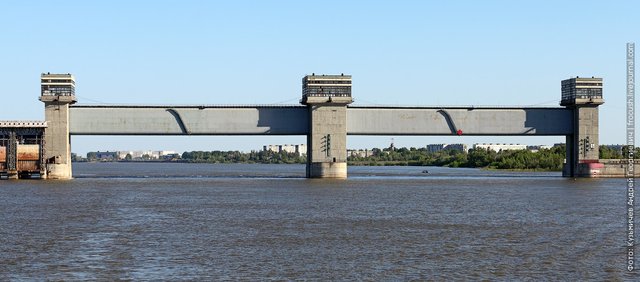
0 122 46 179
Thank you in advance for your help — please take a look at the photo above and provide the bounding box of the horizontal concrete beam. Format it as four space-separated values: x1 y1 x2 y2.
69 105 574 136
69 106 309 135
346 106 573 136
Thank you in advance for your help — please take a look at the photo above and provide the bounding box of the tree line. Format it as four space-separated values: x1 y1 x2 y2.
181 150 305 164
347 146 566 170
85 145 635 171
347 145 636 171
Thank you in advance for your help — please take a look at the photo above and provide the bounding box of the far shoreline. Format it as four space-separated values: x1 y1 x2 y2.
73 160 562 172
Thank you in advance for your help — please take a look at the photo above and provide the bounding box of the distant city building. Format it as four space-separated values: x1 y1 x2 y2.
473 143 527 152
426 144 445 153
116 150 177 160
526 145 553 152
86 151 117 161
560 77 603 106
445 143 467 152
41 73 75 96
156 150 177 158
347 149 375 158
263 144 307 156
426 143 468 153
602 144 624 153
161 153 181 160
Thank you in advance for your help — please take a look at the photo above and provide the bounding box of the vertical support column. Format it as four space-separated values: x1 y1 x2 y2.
40 73 75 179
564 135 575 177
561 77 604 177
6 131 18 179
574 106 602 176
306 104 350 178
564 106 602 177
39 130 46 178
301 74 352 179
41 98 74 179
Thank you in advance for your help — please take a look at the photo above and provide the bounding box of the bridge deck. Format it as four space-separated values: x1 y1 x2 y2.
347 106 572 136
69 105 573 136
69 105 308 135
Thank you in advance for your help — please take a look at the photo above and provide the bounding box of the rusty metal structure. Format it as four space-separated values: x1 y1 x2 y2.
0 121 47 179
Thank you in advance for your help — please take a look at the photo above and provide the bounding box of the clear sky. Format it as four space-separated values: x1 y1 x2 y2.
1 1 637 155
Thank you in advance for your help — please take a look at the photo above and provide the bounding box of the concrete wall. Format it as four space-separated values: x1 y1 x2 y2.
69 106 308 135
598 159 640 178
346 107 573 135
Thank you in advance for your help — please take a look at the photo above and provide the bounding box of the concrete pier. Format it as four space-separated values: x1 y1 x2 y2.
560 77 605 177
305 103 351 178
40 73 76 179
301 74 353 178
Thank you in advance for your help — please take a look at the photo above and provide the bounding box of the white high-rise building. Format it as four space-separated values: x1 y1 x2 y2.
263 144 307 156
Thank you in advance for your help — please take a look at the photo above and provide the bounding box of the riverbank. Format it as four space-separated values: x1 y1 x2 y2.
76 145 637 173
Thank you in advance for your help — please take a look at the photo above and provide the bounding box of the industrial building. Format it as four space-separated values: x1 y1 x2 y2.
0 121 47 179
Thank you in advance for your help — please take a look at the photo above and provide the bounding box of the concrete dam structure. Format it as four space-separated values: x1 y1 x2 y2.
33 73 622 179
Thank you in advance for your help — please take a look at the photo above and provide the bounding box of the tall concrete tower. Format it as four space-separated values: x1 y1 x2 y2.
560 77 604 177
39 73 76 179
301 74 353 178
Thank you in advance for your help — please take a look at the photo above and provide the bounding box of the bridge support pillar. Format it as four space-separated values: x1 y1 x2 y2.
564 106 602 177
6 131 18 179
40 96 75 179
301 74 353 179
305 104 351 178
39 73 76 180
560 77 604 177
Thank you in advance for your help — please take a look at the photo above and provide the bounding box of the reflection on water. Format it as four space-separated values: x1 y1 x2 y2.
0 163 634 280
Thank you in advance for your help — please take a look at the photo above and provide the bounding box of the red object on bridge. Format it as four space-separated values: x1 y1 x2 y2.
456 129 463 135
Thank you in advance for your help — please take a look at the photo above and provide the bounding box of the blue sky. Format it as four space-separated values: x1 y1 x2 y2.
1 1 637 155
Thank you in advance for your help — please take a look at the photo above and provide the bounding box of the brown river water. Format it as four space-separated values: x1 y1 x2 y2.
0 163 636 280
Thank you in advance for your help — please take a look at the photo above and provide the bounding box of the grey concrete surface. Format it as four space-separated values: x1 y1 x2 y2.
347 106 573 136
69 106 309 135
69 105 573 136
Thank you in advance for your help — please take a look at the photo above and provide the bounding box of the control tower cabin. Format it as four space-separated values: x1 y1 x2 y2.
560 76 604 177
39 73 76 179
300 74 353 178
560 77 604 106
301 74 352 104
41 73 75 98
